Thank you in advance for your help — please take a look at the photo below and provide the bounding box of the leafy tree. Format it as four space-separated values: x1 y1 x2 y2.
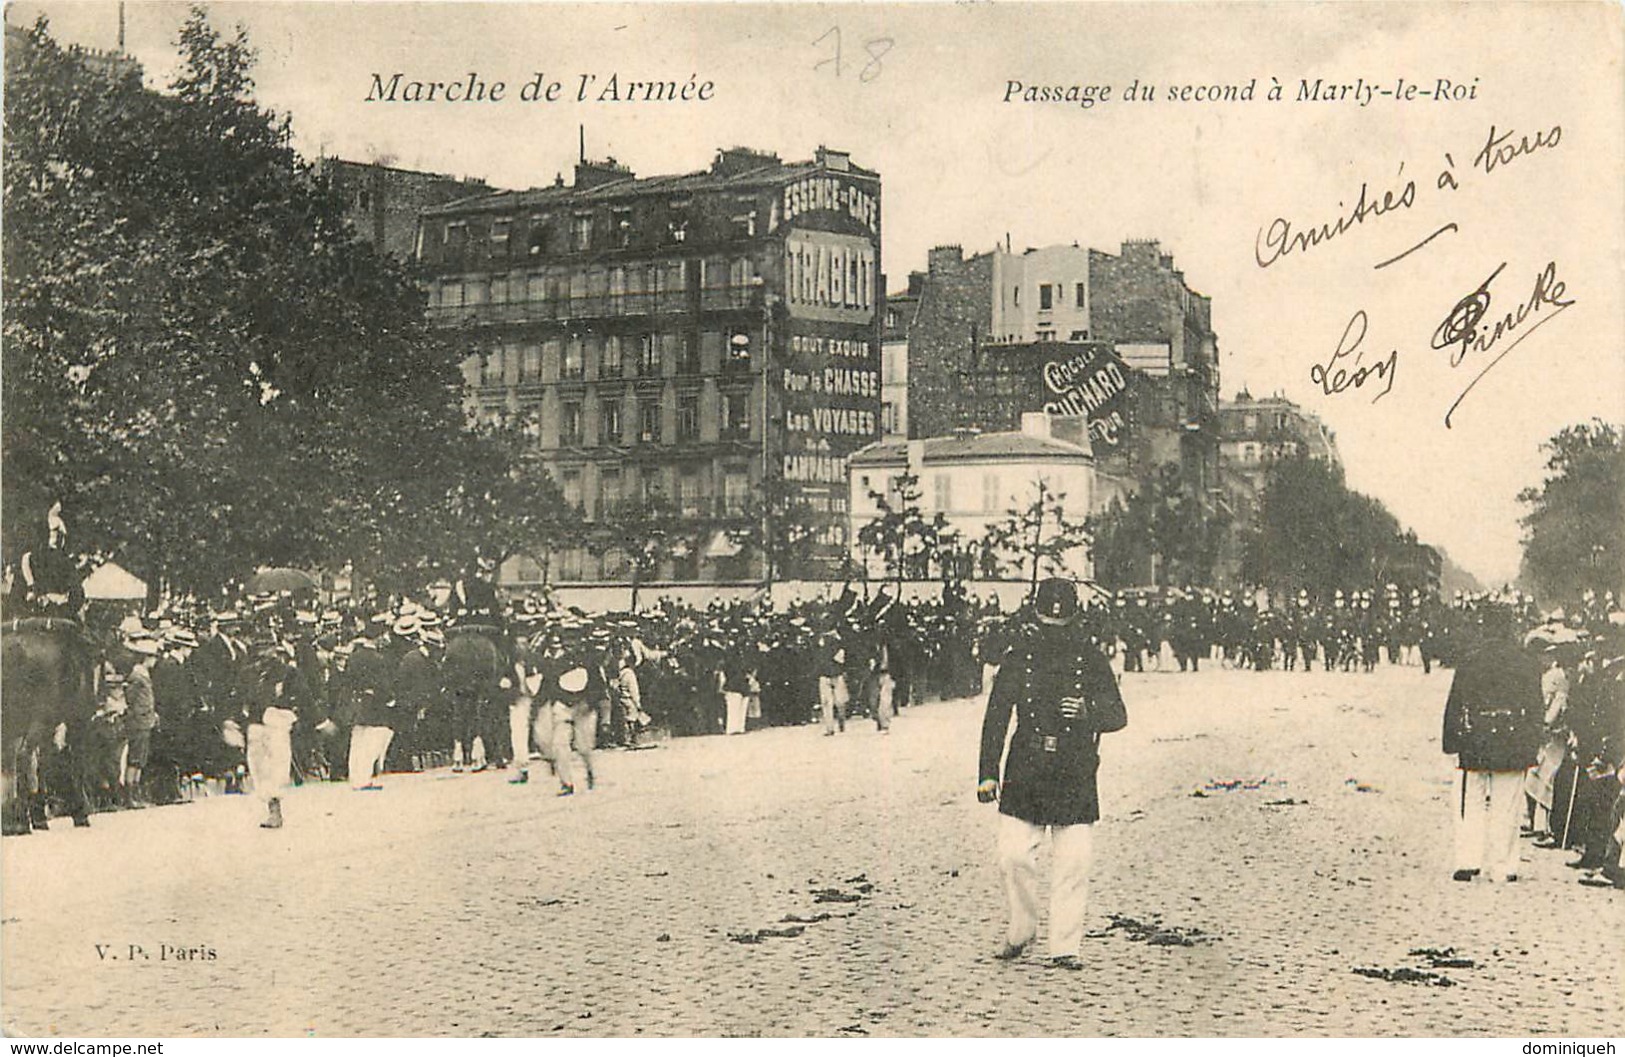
2 13 523 594
1087 463 1227 588
1238 454 1432 598
980 476 1093 590
584 491 687 610
724 473 820 582
1518 420 1624 605
855 472 950 586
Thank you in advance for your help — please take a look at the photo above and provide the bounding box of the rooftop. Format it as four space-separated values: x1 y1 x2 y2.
850 429 1094 467
424 147 876 217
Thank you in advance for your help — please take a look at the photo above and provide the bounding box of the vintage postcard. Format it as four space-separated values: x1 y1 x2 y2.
2 0 1622 1043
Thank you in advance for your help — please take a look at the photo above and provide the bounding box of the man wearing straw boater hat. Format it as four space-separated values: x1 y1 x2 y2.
978 577 1128 969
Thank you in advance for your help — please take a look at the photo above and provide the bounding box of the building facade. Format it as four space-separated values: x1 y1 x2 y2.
847 413 1128 583
417 146 882 585
906 239 1221 499
880 277 922 439
319 158 492 260
1213 390 1341 578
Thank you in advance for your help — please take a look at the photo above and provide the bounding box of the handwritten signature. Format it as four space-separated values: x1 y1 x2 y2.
1434 260 1575 427
1311 310 1398 404
1310 260 1576 424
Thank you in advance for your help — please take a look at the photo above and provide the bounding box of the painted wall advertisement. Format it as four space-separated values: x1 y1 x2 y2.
1041 343 1132 451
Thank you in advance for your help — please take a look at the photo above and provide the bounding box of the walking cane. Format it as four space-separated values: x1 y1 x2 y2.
1560 753 1581 850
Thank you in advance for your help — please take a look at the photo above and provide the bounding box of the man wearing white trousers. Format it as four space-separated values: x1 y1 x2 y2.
1442 606 1544 883
978 578 1128 969
344 621 398 792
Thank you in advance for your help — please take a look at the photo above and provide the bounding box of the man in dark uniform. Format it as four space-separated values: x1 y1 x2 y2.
978 578 1129 968
1442 606 1544 882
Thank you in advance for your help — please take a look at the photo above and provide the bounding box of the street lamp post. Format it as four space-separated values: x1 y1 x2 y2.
759 291 778 590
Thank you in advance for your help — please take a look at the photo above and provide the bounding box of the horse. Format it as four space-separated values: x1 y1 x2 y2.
440 626 509 770
2 618 98 833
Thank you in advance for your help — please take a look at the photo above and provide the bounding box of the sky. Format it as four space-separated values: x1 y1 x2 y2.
11 1 1624 587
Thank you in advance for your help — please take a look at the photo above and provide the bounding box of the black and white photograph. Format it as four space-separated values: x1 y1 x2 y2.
1 0 1622 1042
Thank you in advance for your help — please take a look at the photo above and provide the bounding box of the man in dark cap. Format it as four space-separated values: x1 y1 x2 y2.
978 577 1128 968
1442 605 1544 882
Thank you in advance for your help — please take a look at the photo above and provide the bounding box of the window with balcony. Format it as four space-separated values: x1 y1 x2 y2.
490 217 511 254
721 392 750 437
612 208 633 248
675 334 701 375
638 334 661 377
676 394 700 441
561 468 583 508
598 468 622 515
482 348 505 387
561 402 583 446
600 400 622 445
519 344 542 383
655 260 687 311
677 467 703 517
723 470 750 515
725 330 753 372
639 401 662 444
561 340 584 381
572 213 593 251
602 335 624 377
526 217 551 258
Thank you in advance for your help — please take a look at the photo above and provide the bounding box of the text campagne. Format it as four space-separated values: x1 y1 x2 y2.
366 71 715 104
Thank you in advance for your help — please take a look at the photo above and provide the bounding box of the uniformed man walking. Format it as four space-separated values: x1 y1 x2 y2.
1442 606 1543 882
978 578 1128 968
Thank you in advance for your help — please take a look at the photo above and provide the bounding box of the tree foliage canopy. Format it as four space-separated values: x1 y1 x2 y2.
1086 463 1227 589
1517 419 1623 605
979 476 1092 589
3 13 558 595
1238 456 1435 598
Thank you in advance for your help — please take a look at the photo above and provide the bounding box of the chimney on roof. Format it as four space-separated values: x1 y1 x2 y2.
1020 412 1051 439
574 156 633 189
712 147 780 177
927 245 963 275
815 146 850 171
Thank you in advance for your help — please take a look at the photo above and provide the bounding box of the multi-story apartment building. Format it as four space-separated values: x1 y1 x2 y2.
906 239 1221 497
417 146 882 584
318 158 492 260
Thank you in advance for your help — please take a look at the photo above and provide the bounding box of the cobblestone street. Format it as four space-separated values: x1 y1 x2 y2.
3 666 1620 1037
